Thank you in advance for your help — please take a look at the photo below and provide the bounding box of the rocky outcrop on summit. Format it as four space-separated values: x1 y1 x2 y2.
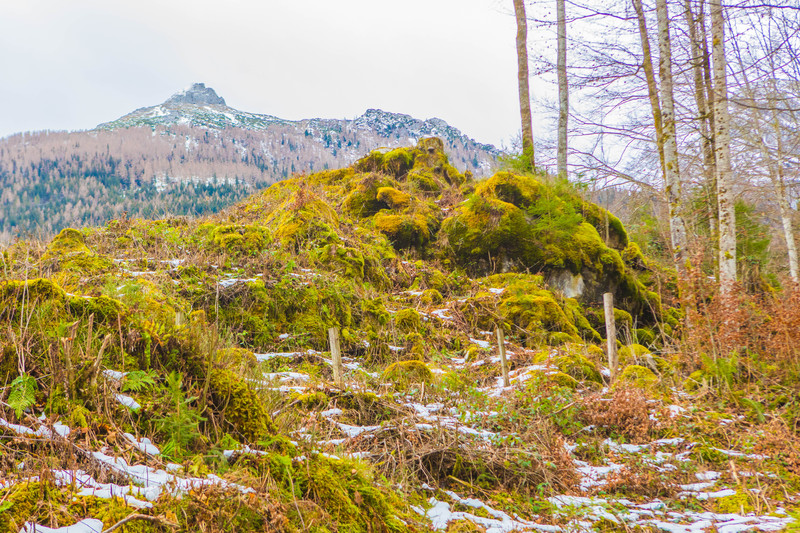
164 82 226 106
1 83 499 240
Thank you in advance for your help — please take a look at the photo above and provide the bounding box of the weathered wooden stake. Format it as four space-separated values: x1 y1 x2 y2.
328 327 344 388
497 326 510 387
603 292 618 381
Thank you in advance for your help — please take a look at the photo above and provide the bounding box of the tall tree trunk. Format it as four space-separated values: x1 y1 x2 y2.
710 0 736 289
513 0 535 170
771 104 799 281
656 0 688 268
684 0 718 258
556 0 569 178
632 0 666 179
733 35 800 283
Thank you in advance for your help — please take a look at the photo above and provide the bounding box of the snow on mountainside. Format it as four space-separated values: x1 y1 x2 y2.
0 83 500 240
97 83 499 172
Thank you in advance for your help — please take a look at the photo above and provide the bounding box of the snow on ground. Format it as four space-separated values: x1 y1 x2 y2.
20 518 105 533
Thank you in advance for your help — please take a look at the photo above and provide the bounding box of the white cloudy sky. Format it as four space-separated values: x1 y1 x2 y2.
0 0 539 148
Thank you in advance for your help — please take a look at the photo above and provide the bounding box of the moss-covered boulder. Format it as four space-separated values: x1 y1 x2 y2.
200 223 270 255
208 368 276 441
442 172 656 322
376 186 411 209
395 308 422 332
617 365 659 389
382 359 434 387
535 344 604 384
42 228 113 273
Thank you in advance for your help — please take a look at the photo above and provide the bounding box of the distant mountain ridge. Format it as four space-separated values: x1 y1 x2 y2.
98 83 498 163
0 83 500 241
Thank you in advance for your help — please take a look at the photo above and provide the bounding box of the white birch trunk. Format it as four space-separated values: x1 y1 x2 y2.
656 0 688 268
556 0 568 178
710 0 736 289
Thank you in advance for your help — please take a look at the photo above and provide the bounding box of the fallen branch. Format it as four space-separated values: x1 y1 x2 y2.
102 513 179 533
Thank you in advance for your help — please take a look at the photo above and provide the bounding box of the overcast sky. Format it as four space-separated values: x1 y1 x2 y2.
0 0 529 148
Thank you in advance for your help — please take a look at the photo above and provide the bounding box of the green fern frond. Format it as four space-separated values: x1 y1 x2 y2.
122 370 157 392
8 373 37 418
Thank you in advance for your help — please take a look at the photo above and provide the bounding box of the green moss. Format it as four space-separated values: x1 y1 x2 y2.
42 228 113 273
0 278 67 304
395 308 422 332
577 201 629 249
200 223 270 255
68 294 125 321
618 344 651 366
274 191 340 249
208 368 276 442
374 213 433 249
622 242 647 269
407 169 443 194
536 344 603 384
291 390 330 409
684 370 707 391
715 492 755 514
612 308 633 331
342 174 399 218
562 298 602 342
548 331 576 346
634 327 656 346
474 171 544 208
217 346 257 369
259 452 409 532
376 186 411 209
420 288 443 305
43 228 90 257
382 359 434 386
617 365 658 389
360 298 390 326
549 371 580 389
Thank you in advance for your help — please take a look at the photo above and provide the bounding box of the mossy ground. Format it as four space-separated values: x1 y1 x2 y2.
0 139 797 531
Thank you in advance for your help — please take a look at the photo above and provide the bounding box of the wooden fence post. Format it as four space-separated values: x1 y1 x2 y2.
603 292 618 381
328 327 344 388
497 325 510 387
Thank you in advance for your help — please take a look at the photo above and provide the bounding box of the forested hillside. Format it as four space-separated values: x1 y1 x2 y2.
0 85 499 243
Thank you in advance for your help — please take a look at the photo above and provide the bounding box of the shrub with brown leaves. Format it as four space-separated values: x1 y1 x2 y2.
579 387 653 443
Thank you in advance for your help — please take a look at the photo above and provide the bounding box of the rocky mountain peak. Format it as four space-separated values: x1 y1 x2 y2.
164 83 226 107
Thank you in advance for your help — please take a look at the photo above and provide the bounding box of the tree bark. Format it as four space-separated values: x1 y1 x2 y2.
656 0 688 268
733 35 800 283
684 0 718 256
514 0 535 170
770 105 799 282
710 0 736 289
632 0 666 179
556 0 569 178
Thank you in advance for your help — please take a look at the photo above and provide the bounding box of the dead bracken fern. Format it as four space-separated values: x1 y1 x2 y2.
579 387 654 443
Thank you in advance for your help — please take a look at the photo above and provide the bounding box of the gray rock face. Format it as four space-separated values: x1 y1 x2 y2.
165 83 226 106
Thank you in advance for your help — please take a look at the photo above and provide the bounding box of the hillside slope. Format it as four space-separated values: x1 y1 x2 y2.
0 139 797 532
0 84 498 242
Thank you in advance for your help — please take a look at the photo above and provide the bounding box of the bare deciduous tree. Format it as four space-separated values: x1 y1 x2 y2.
514 0 536 170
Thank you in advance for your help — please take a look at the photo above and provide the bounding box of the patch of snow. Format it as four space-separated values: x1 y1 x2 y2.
20 518 105 533
219 278 258 288
102 369 126 381
123 433 160 455
254 351 303 362
115 394 141 410
469 338 491 349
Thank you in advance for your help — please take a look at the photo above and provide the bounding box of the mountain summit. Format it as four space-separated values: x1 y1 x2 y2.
2 84 500 240
164 82 226 106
